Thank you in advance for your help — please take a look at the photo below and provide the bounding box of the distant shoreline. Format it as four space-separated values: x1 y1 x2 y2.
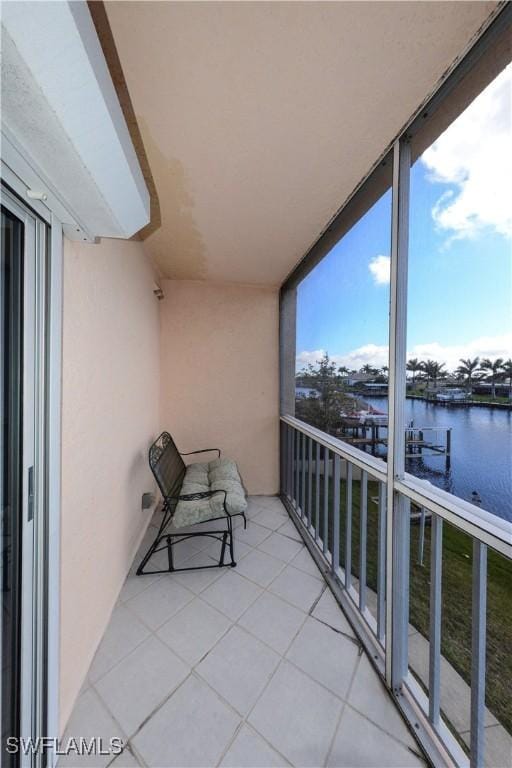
353 391 512 410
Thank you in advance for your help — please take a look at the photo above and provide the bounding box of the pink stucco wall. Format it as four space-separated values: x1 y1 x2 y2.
159 279 280 495
60 237 160 731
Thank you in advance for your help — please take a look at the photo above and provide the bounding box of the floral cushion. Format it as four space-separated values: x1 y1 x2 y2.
173 457 247 529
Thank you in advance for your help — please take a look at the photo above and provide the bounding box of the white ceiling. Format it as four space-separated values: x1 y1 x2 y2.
105 0 498 285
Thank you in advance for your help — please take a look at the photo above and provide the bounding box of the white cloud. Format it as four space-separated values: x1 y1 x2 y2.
408 333 512 372
296 333 512 373
421 63 512 240
296 344 389 372
368 255 390 285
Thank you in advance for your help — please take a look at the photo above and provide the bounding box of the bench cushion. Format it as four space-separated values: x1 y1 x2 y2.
173 457 247 528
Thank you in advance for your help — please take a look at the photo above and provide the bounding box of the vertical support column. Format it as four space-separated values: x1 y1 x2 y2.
470 540 487 768
279 287 297 417
386 137 411 688
429 515 443 727
332 454 341 574
359 470 368 612
345 463 353 589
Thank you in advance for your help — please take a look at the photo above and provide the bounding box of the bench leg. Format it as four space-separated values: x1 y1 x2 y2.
228 518 236 567
136 527 238 575
219 531 227 566
167 535 174 571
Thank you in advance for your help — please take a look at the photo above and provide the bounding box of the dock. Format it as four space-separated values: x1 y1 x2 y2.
338 420 452 468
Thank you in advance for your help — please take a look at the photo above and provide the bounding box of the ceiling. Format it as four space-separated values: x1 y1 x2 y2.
105 0 498 286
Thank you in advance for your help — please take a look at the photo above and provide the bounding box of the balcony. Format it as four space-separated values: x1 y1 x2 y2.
2 3 511 768
61 496 426 768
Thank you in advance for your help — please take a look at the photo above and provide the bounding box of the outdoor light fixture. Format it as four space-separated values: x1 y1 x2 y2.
153 282 164 300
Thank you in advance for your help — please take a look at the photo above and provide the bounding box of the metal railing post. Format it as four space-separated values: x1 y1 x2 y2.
315 442 321 541
470 540 488 768
359 470 368 612
323 448 329 556
429 515 443 727
332 454 341 574
345 463 353 589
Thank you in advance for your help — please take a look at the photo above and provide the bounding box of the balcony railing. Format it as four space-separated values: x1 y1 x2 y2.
280 414 512 768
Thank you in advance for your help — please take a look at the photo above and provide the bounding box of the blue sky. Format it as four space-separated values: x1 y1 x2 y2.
296 64 512 373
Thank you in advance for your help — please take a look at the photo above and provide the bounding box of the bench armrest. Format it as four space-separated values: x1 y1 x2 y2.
180 448 221 459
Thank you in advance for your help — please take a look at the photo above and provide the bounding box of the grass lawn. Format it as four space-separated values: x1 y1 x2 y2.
305 471 512 736
469 393 511 405
406 391 511 406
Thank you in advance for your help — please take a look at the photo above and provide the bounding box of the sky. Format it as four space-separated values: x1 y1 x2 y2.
296 63 512 373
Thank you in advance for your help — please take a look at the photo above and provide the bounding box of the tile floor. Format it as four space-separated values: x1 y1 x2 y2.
61 497 426 768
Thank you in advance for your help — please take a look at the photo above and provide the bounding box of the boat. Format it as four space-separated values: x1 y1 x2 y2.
434 388 468 402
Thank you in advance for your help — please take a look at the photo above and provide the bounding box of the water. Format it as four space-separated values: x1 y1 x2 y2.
363 396 512 522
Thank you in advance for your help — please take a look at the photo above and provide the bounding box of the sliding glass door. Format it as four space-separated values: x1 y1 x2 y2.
1 187 48 767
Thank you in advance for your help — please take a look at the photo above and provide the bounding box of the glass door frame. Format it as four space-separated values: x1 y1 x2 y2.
1 175 62 768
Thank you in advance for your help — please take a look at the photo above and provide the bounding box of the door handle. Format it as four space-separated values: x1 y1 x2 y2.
28 465 34 522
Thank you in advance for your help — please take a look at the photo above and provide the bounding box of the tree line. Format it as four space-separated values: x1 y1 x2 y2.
297 354 512 399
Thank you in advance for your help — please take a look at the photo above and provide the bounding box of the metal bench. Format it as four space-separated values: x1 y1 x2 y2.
137 431 247 575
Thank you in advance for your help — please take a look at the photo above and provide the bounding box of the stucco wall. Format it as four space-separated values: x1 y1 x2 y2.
160 280 279 495
60 237 160 731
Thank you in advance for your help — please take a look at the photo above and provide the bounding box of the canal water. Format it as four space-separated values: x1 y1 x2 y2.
363 396 512 522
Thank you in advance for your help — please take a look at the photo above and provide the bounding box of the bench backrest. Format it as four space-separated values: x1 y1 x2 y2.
149 431 186 502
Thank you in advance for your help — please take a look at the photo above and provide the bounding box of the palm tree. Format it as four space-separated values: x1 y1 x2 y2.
406 358 421 388
501 359 512 400
479 358 504 398
456 357 480 395
421 360 446 389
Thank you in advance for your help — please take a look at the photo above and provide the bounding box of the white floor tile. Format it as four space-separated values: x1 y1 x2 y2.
328 707 425 767
201 570 262 621
108 747 140 767
268 564 324 612
58 689 126 767
171 552 226 594
245 498 270 519
132 675 240 767
238 592 306 655
250 496 286 514
125 577 194 630
94 635 189 737
87 605 150 683
235 549 285 588
289 546 324 580
118 570 162 604
197 625 280 716
235 521 273 548
276 518 303 542
258 532 304 563
249 661 343 767
157 597 231 666
252 507 289 532
220 724 289 767
311 588 354 636
201 532 252 562
286 617 359 700
348 654 416 748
